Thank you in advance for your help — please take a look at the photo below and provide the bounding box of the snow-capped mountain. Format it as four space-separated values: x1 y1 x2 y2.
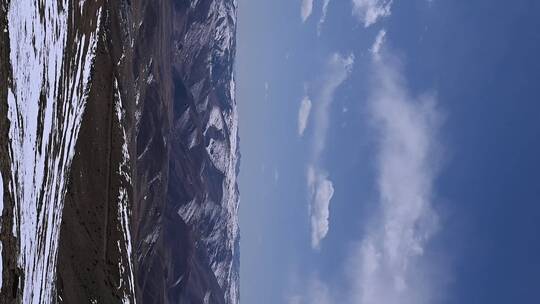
0 0 239 303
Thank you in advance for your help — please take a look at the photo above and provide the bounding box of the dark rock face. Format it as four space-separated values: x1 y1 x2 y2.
0 0 239 303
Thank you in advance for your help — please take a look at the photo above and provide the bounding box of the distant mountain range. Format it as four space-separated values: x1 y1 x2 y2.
0 0 239 303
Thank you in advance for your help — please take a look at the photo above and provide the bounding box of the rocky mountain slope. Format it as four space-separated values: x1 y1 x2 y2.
0 0 239 303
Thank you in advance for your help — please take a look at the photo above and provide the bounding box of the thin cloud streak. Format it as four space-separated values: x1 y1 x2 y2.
311 53 354 160
307 53 354 249
298 95 313 136
370 29 386 60
301 0 314 22
352 0 393 27
317 0 331 35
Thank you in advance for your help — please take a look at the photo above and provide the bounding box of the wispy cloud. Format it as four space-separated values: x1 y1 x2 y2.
301 0 315 22
307 53 354 249
317 0 331 35
370 29 387 59
298 95 313 136
311 53 354 160
350 33 442 304
293 32 445 304
352 0 393 27
300 0 333 35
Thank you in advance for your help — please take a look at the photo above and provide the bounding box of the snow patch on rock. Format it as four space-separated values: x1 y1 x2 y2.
6 1 102 302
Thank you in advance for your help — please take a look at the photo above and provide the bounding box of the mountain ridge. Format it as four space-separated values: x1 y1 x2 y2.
0 0 240 303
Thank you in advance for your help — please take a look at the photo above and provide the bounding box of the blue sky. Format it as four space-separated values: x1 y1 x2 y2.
237 0 540 303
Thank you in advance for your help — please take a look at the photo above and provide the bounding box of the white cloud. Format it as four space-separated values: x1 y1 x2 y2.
298 95 313 136
301 0 315 22
294 33 445 304
306 53 354 249
370 29 387 60
348 33 442 304
307 167 335 249
352 0 393 27
317 0 331 35
311 53 354 159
